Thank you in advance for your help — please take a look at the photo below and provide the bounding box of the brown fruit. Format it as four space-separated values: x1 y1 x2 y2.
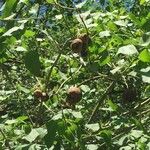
122 87 137 103
41 92 49 101
70 38 83 53
67 86 82 105
79 33 91 46
33 89 43 98
79 33 91 57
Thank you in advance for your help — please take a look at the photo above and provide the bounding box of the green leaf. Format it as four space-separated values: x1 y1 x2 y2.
75 0 87 8
71 111 83 119
99 30 110 38
44 120 57 148
17 84 30 93
142 18 150 32
139 49 150 62
24 30 35 38
140 32 150 46
24 50 42 77
114 20 128 27
142 75 150 83
140 67 150 83
29 4 39 15
130 130 143 138
23 129 40 143
85 123 100 132
129 13 141 26
99 130 112 143
15 46 27 52
86 144 98 150
107 100 118 111
80 85 90 93
140 0 146 5
16 116 28 122
99 51 110 66
2 24 25 37
117 45 138 55
46 0 54 3
2 0 18 18
0 45 8 64
5 119 18 124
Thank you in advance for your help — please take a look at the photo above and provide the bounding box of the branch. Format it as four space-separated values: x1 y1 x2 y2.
88 82 115 123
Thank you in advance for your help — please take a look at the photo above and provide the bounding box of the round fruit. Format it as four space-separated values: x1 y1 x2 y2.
67 86 82 105
122 87 137 103
33 89 43 98
41 92 49 101
79 33 91 46
70 38 83 53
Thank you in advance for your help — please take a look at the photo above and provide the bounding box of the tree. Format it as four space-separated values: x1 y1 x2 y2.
0 0 150 149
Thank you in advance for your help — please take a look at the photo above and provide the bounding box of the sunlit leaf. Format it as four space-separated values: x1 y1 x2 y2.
5 119 18 124
29 4 39 15
107 100 118 111
24 30 35 38
114 20 128 27
2 24 25 36
86 123 100 132
140 32 150 46
17 84 30 93
99 30 110 38
71 111 83 118
117 45 138 55
139 49 150 62
80 85 90 92
86 144 98 150
23 129 39 143
46 0 55 3
2 0 18 18
15 46 27 52
130 130 143 138
76 0 87 8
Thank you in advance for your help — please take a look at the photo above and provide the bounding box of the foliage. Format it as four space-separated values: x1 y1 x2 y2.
0 0 150 149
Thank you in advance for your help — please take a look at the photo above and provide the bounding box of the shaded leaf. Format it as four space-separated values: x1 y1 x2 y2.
44 120 57 148
24 50 41 77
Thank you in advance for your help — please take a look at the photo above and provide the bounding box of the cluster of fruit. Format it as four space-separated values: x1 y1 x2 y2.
33 33 137 108
33 86 82 107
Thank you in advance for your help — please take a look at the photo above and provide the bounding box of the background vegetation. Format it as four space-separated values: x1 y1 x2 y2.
0 0 150 149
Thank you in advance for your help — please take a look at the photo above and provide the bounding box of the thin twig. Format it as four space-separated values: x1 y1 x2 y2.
123 98 150 116
54 1 76 10
42 102 55 113
76 9 89 35
78 74 113 86
45 38 71 89
45 53 61 89
88 82 115 123
55 65 83 95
